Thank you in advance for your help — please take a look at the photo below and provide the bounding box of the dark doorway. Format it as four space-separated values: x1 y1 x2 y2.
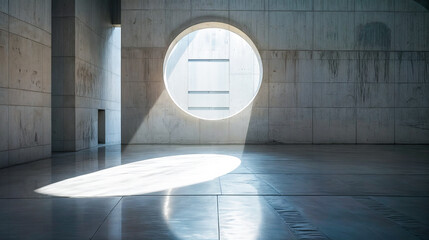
98 110 105 144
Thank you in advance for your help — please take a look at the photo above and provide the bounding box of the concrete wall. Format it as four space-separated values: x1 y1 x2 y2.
52 0 121 151
121 0 429 144
0 0 52 167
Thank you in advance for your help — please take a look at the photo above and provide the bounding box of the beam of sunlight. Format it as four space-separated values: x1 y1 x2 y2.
35 154 241 198
126 22 262 146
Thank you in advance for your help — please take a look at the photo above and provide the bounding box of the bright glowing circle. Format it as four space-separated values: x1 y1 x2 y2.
163 22 263 120
34 154 241 198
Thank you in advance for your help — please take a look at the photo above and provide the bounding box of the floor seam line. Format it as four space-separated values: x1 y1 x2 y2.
253 174 282 195
90 196 123 240
217 195 221 240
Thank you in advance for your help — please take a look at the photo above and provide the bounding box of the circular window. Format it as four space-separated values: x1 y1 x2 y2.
163 22 263 120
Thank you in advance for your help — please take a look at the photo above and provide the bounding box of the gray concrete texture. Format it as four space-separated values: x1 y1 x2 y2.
121 0 429 144
0 0 52 167
52 0 121 152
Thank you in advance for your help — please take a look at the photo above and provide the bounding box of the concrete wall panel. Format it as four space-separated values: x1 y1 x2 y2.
230 0 264 10
0 12 7 31
269 12 313 50
395 83 429 107
395 108 429 143
313 108 356 143
121 10 142 48
313 51 356 83
192 0 228 10
1 0 51 166
200 119 229 144
314 0 354 11
269 51 313 83
356 52 395 84
122 0 142 10
0 105 8 151
268 0 312 11
0 30 7 88
357 108 394 143
52 0 121 151
354 12 395 51
8 17 51 47
313 83 356 107
394 13 429 51
395 53 429 83
121 0 429 144
52 0 74 17
357 83 394 107
313 12 354 50
245 107 269 143
229 11 268 50
8 0 51 32
395 0 428 11
9 34 44 92
269 108 312 143
269 83 312 108
0 0 7 14
52 17 75 57
169 109 200 144
355 0 394 11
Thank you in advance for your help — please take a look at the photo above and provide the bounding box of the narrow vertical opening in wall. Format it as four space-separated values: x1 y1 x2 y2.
98 110 106 144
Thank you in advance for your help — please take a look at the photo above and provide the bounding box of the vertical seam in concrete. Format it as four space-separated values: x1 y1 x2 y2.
266 0 270 142
228 0 230 19
311 66 314 143
190 0 193 18
393 10 396 144
311 0 315 144
353 1 357 144
7 0 10 165
311 0 314 50
228 0 231 143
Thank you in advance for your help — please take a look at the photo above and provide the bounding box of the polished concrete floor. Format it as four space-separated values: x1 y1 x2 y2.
0 145 429 239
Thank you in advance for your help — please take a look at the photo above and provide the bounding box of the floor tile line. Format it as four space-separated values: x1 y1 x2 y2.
2 194 429 199
90 196 123 240
217 195 221 240
253 174 282 195
230 173 429 175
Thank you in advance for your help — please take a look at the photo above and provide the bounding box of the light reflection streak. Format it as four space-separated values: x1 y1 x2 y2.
35 154 241 198
163 189 172 219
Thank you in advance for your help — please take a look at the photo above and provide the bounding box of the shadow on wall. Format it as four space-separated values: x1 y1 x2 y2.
414 0 429 10
356 22 391 50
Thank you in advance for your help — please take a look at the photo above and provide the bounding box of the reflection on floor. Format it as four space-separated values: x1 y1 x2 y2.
0 145 428 239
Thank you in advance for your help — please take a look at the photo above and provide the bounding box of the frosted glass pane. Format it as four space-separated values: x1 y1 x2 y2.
188 28 229 59
230 74 255 111
188 61 229 91
230 32 257 75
